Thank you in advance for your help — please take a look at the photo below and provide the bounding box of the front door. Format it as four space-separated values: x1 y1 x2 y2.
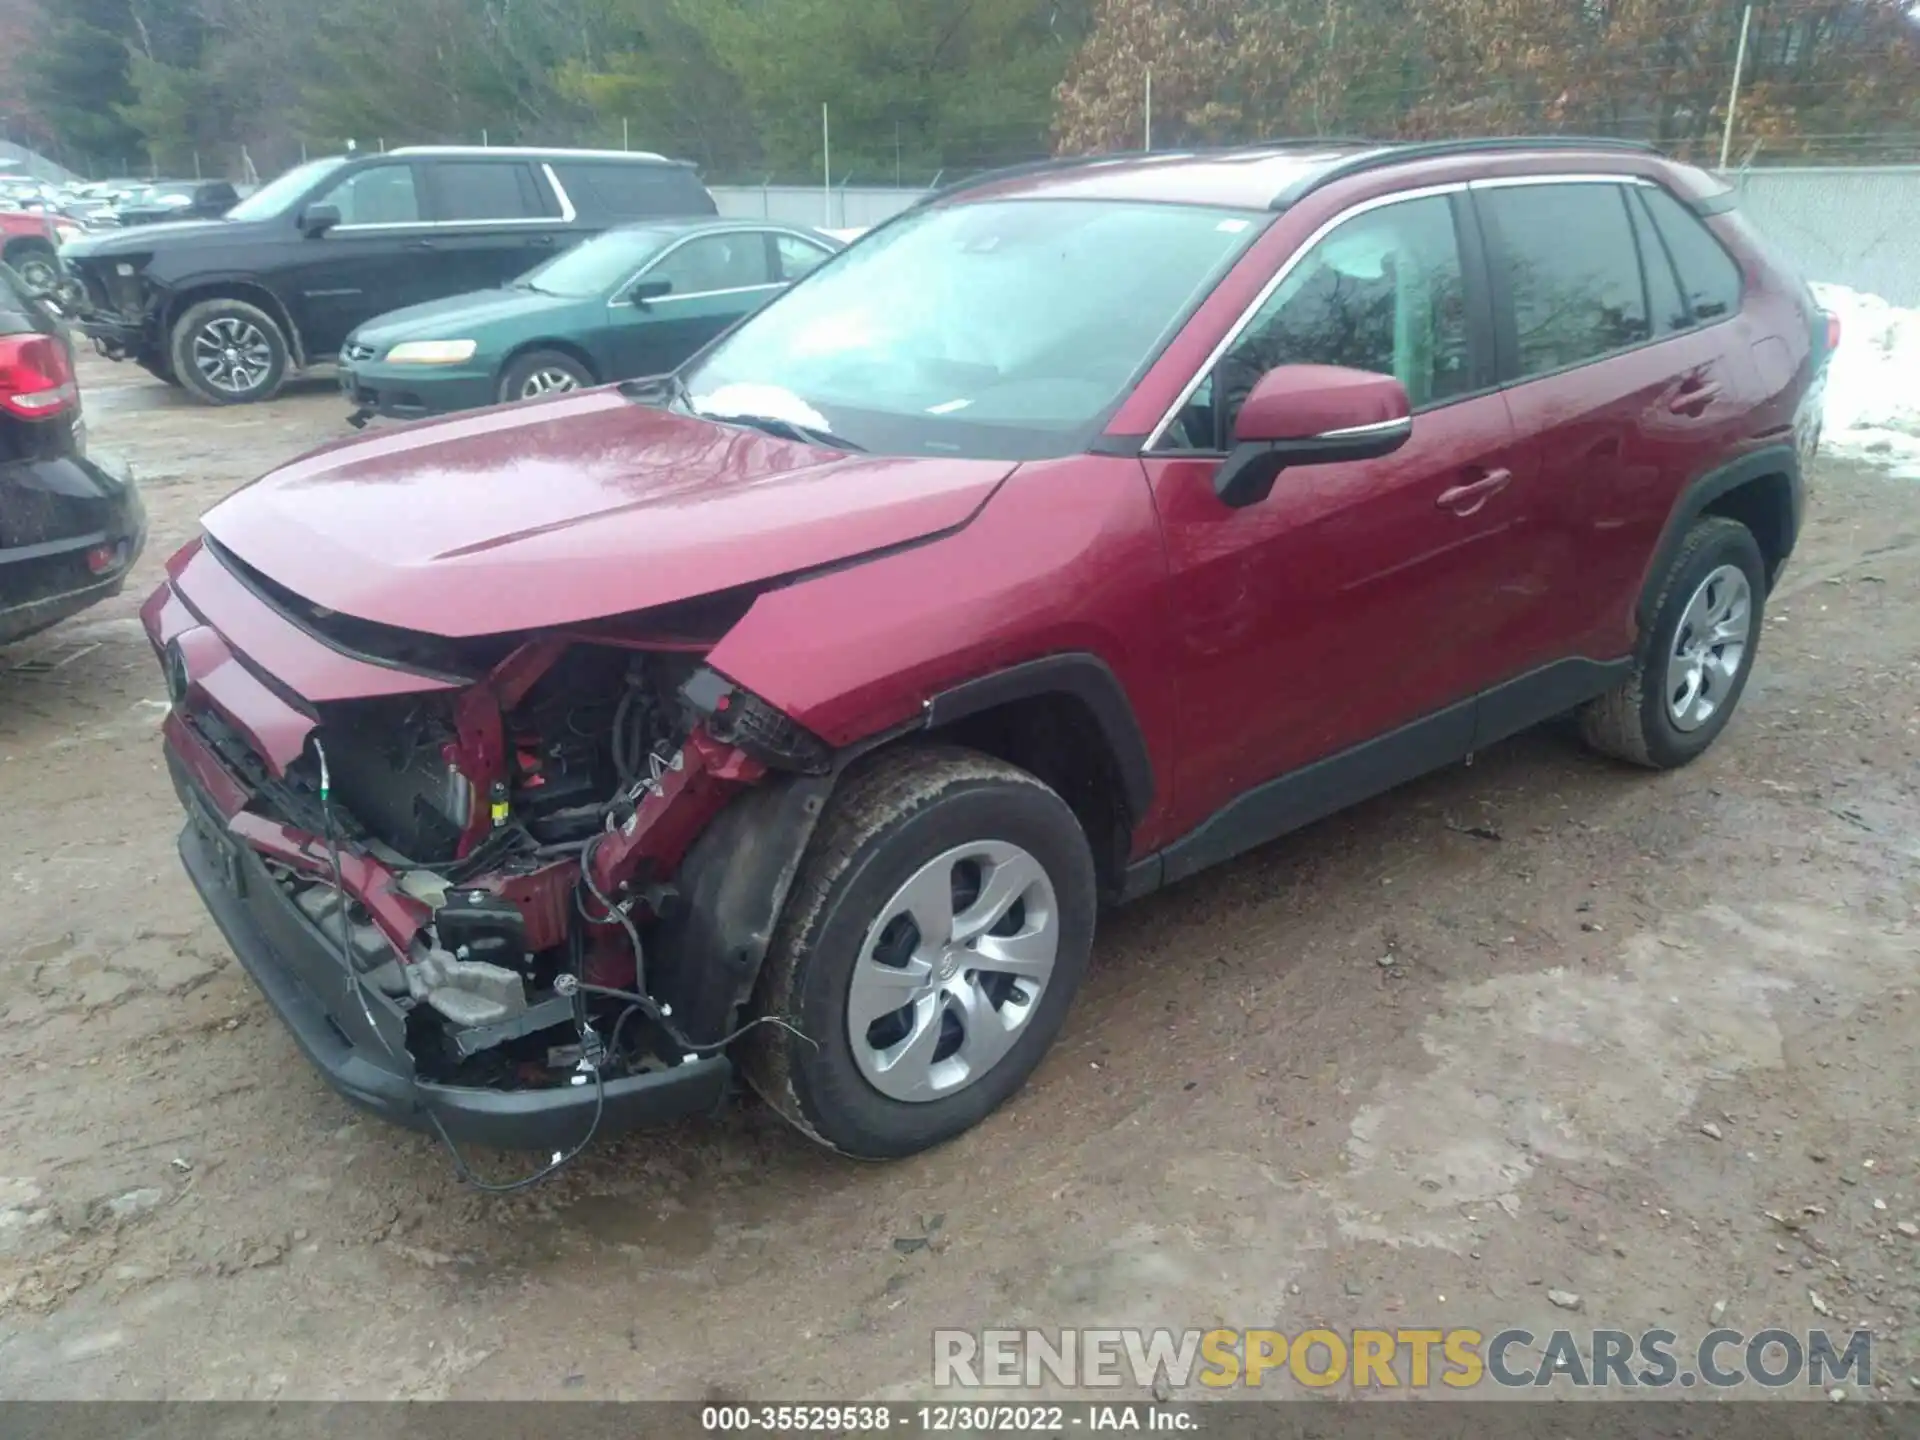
606 231 784 378
283 162 440 356
1144 190 1538 846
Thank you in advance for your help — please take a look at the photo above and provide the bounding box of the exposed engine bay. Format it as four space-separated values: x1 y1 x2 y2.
246 641 819 1114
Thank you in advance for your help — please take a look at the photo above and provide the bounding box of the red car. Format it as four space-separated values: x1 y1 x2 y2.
0 210 64 295
147 138 1828 1164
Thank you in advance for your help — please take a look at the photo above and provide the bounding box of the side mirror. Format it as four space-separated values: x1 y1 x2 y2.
625 277 672 306
1214 364 1412 508
299 204 341 238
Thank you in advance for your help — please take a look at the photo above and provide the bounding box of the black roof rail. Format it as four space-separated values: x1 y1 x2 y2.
1268 135 1662 210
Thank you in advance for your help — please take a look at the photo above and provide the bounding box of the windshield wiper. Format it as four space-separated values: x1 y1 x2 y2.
703 410 866 453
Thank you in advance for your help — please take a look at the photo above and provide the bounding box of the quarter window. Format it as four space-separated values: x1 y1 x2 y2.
1640 185 1744 323
644 234 774 296
1166 193 1470 449
1480 183 1649 376
314 165 419 226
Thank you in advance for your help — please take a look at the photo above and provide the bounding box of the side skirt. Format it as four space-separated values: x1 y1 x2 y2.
1120 656 1631 901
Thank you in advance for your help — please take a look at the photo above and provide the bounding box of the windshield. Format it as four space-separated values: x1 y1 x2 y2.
680 199 1265 459
227 157 348 222
518 228 667 298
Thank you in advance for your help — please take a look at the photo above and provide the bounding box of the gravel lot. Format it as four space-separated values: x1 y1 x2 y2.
0 355 1916 1402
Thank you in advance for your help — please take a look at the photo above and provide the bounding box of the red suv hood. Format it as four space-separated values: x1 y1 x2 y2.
203 390 1014 638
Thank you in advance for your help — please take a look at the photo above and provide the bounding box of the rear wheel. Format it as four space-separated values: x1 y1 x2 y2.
498 349 593 404
169 298 290 405
1580 516 1766 769
744 747 1097 1158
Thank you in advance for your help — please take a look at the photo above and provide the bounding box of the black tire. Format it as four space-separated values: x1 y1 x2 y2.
4 244 59 296
1579 516 1767 769
743 746 1097 1158
169 297 290 406
497 349 593 405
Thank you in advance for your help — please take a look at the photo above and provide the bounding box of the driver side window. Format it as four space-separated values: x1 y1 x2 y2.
314 165 420 227
1160 194 1470 451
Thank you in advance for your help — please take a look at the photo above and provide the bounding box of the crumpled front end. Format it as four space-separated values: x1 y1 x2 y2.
146 535 831 1149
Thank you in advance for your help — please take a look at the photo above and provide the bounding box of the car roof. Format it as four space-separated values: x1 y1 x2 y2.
389 145 683 166
940 136 1678 212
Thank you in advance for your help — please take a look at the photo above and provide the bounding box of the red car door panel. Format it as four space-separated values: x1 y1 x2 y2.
1147 390 1530 839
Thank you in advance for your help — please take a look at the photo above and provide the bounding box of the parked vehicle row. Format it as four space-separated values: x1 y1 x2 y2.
61 146 725 405
138 137 1833 1169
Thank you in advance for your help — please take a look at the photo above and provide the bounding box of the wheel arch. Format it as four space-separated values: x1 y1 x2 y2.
164 281 306 367
920 653 1153 900
1636 443 1801 639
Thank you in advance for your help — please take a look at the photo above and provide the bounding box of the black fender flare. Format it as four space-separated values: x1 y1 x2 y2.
161 274 309 367
1635 442 1802 636
922 652 1156 823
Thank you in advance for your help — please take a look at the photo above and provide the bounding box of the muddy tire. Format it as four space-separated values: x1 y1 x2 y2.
169 298 290 406
1580 516 1766 769
743 746 1097 1159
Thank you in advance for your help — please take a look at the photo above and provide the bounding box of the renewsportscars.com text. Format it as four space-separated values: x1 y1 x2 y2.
933 1326 1872 1391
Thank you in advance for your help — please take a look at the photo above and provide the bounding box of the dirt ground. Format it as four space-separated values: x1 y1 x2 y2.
0 353 1915 1403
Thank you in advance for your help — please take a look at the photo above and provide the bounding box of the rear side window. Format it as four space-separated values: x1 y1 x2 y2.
1640 185 1744 322
427 162 550 222
1480 183 1649 376
1626 190 1690 335
551 163 716 220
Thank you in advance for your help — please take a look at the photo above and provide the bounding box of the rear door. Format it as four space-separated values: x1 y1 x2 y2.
604 230 782 378
418 159 571 292
1475 178 1750 679
282 161 438 355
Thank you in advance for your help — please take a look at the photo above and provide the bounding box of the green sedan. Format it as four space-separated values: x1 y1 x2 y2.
338 218 842 421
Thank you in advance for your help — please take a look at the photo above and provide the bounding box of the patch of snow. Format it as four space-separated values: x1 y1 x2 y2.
1810 282 1920 478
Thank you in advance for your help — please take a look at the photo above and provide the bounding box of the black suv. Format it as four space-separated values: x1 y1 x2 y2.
0 263 146 645
60 147 718 405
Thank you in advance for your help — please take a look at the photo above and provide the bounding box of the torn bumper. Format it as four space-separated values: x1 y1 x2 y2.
173 771 732 1152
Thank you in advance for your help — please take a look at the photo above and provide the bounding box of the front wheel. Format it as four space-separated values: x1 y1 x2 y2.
744 747 1097 1158
1580 516 1766 769
498 349 593 404
169 298 290 405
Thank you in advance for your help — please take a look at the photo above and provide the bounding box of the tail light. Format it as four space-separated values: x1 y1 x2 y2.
0 333 79 419
1822 310 1841 354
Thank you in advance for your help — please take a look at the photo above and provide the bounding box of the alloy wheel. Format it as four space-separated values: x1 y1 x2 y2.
191 316 274 396
519 367 580 399
847 840 1060 1103
1666 563 1753 731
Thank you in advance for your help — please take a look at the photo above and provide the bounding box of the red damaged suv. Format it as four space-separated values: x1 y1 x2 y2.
147 139 1826 1163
